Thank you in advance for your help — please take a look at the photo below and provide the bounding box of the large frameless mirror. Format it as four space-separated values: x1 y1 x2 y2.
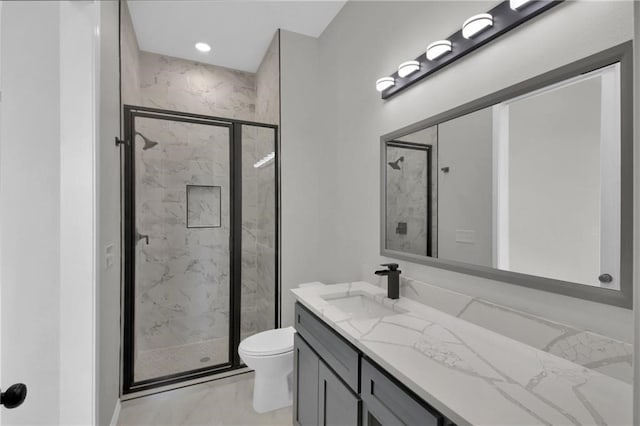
380 42 633 308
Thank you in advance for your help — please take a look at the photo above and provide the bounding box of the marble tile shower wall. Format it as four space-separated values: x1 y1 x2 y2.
386 145 429 256
134 40 280 354
399 276 633 384
135 118 231 353
255 32 280 126
139 52 256 121
120 1 140 106
241 126 277 338
254 33 279 330
241 127 260 339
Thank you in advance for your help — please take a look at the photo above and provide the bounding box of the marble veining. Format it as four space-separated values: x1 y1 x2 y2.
292 282 631 426
399 276 633 385
187 185 221 228
139 52 256 121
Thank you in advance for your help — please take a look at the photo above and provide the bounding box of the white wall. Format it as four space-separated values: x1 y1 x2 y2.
508 76 601 286
0 2 62 422
97 1 121 425
279 1 634 341
1 1 104 424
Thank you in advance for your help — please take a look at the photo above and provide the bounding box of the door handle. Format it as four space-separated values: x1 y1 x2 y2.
1 383 27 409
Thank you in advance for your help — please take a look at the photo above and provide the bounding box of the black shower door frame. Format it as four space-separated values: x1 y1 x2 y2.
122 105 280 394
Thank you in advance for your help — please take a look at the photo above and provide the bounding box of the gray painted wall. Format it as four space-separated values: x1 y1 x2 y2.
438 107 493 266
279 30 330 326
280 1 634 341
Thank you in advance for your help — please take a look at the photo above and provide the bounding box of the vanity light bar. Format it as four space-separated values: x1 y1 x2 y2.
378 0 562 99
426 40 452 61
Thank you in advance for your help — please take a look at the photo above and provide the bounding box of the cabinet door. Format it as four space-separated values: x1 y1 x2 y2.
294 334 320 426
361 359 441 426
318 361 361 426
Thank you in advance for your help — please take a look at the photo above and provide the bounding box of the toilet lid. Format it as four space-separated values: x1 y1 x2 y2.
239 327 295 356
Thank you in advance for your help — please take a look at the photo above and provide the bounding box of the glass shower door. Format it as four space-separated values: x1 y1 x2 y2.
128 112 232 385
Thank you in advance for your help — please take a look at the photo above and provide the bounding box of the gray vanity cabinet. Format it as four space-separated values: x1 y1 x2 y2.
293 333 361 426
294 333 320 426
361 358 441 426
294 302 455 426
294 303 361 426
318 360 361 425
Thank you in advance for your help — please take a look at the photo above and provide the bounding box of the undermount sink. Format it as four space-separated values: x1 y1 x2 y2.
323 294 403 320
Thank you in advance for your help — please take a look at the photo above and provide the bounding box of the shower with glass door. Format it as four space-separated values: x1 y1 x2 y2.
122 105 278 393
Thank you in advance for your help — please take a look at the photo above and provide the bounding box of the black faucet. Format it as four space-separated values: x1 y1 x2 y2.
375 263 401 299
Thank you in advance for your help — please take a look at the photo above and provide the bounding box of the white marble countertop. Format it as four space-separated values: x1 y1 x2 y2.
291 281 632 426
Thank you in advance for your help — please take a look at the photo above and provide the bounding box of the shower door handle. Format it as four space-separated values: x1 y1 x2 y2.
136 230 149 245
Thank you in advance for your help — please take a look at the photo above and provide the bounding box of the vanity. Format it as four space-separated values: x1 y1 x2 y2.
291 282 631 426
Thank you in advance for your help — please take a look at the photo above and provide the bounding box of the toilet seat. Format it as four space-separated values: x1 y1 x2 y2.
238 326 295 357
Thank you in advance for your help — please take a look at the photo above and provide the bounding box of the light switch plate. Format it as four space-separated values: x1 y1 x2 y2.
105 244 115 269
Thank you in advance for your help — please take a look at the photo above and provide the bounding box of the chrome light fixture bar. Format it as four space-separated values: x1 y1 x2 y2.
379 0 562 99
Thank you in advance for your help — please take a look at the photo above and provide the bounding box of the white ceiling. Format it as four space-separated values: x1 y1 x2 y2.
128 1 346 73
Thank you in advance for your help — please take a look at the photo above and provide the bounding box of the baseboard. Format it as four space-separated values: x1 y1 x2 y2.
109 399 121 426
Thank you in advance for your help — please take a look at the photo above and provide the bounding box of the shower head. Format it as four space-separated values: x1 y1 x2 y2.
388 156 404 170
135 132 159 150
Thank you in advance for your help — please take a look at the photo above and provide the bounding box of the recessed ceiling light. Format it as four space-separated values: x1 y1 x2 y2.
195 42 211 53
462 13 493 39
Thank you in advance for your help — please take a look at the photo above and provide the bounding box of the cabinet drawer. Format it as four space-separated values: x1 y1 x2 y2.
362 358 441 426
295 303 360 392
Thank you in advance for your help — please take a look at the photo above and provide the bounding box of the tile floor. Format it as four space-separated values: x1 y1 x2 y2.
118 372 293 426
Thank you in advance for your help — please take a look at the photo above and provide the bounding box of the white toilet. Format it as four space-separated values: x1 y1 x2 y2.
238 282 325 413
238 326 295 413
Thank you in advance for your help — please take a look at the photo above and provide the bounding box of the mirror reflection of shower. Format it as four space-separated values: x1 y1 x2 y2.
388 156 404 170
135 131 159 150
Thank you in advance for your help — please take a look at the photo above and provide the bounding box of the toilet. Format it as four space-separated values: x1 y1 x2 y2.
238 282 325 413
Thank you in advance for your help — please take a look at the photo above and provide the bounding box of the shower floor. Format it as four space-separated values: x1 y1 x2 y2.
135 337 230 382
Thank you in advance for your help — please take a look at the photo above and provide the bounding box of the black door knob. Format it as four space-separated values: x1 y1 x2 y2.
1 383 27 409
598 274 613 284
